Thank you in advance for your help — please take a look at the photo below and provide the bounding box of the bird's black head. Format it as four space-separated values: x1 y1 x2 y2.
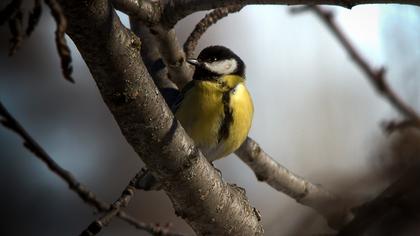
188 46 245 80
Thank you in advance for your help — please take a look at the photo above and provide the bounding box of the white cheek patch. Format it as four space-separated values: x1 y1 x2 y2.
204 59 237 75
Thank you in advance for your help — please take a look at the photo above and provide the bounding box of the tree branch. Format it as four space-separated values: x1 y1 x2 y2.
337 162 420 236
309 6 420 131
59 0 263 234
165 0 420 28
115 1 194 89
235 137 352 228
1 0 74 82
112 0 162 24
26 0 42 36
149 25 193 89
113 0 420 30
0 0 22 26
84 172 185 236
45 0 74 82
80 171 148 236
183 4 244 58
129 19 176 90
293 5 420 234
0 101 166 235
8 5 23 56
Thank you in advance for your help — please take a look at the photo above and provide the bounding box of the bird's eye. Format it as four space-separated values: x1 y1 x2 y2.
211 57 217 62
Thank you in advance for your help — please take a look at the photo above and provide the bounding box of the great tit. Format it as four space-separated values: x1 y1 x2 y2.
137 46 253 190
174 45 254 161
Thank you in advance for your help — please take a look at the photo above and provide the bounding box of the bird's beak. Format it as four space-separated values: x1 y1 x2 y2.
187 58 201 67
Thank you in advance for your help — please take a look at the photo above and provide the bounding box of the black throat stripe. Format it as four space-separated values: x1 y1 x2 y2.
218 89 234 143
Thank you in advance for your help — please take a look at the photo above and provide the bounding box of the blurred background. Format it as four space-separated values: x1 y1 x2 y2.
1 3 420 236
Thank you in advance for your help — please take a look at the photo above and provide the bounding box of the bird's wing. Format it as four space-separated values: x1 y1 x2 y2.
160 87 180 108
171 80 195 112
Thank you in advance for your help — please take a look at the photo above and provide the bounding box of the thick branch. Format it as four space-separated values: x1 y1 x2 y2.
112 0 162 23
114 0 420 29
167 0 420 28
235 137 352 228
59 0 263 234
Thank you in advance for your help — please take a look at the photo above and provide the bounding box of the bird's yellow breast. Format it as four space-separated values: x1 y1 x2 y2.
175 75 253 161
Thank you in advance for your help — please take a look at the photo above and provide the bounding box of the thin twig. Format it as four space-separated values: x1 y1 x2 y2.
1 0 74 81
80 172 140 236
308 6 420 130
8 8 23 56
44 0 74 83
118 213 184 236
183 5 244 58
0 0 22 26
382 119 419 133
0 102 106 210
26 0 42 36
0 101 181 236
1 0 24 56
81 171 184 235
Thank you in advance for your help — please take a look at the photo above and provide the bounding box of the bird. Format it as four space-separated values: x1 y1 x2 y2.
174 45 254 162
137 46 253 190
